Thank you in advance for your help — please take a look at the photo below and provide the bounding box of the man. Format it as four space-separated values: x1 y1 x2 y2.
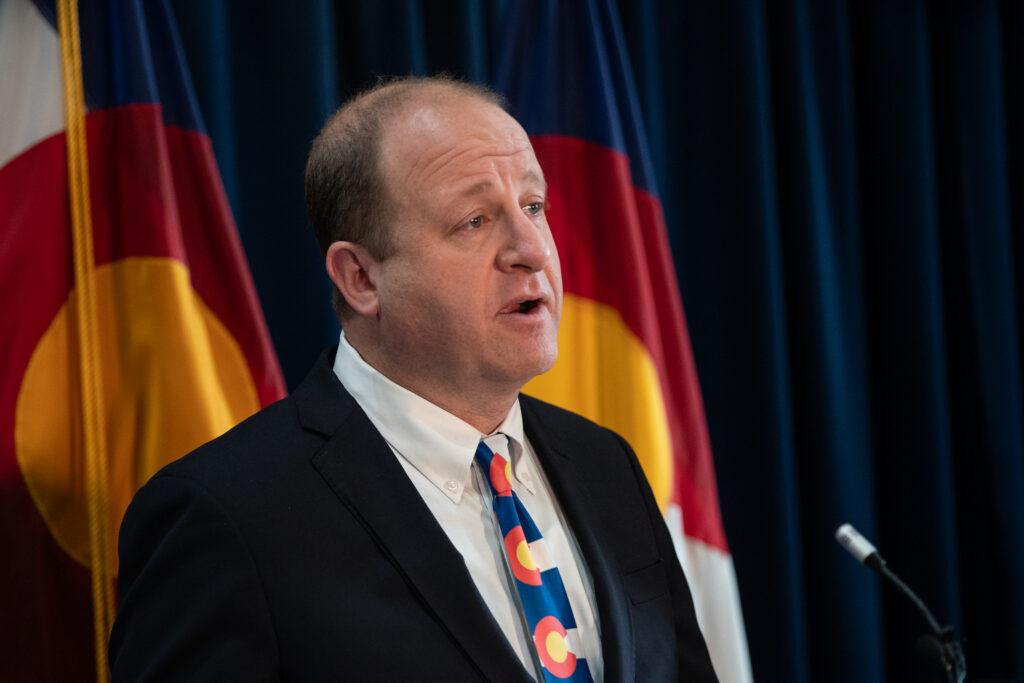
110 76 717 682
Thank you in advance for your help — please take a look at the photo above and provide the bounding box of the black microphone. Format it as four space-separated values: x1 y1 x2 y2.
835 523 966 683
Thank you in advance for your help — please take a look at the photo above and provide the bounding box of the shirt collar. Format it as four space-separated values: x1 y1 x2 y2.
332 330 533 502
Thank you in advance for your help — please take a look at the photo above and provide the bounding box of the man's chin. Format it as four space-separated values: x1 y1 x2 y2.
485 343 558 390
532 345 558 378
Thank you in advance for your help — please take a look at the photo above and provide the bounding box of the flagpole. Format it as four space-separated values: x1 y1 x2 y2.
56 1 114 681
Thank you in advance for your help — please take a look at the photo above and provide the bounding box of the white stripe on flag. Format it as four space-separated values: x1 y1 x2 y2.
0 0 65 169
666 503 753 683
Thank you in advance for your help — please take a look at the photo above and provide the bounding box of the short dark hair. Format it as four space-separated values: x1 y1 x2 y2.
304 75 505 319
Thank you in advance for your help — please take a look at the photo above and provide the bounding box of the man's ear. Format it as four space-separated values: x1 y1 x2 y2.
325 241 380 317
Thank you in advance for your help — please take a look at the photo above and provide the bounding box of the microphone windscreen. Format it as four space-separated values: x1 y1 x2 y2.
835 523 878 564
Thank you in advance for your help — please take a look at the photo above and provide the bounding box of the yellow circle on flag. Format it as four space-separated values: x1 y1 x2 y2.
15 257 260 574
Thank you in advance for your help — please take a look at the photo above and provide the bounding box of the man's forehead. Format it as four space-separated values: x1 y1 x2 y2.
383 91 530 153
380 94 539 192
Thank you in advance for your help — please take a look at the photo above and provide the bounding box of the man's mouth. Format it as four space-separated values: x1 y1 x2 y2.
499 296 546 315
517 299 541 313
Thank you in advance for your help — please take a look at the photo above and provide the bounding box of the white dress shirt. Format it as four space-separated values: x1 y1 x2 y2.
332 330 603 681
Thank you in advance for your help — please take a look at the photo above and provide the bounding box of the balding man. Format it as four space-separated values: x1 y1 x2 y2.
110 77 717 682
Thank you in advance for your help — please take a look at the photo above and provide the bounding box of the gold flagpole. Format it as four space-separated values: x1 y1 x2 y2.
56 1 114 680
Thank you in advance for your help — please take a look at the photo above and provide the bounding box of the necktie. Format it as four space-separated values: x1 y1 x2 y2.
476 437 594 682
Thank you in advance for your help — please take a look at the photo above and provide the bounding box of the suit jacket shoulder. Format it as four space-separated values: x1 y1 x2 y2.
519 393 620 442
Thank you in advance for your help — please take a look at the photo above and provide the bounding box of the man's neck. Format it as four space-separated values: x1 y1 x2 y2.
344 328 518 434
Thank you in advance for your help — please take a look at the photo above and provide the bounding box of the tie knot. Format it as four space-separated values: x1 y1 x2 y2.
476 437 513 496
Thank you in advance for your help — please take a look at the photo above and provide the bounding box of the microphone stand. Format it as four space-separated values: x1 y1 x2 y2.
875 561 966 683
836 524 966 683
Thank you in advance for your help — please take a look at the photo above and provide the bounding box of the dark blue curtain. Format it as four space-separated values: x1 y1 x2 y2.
169 1 1024 680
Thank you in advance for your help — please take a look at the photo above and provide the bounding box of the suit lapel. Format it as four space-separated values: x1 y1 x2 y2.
295 353 532 683
521 398 636 683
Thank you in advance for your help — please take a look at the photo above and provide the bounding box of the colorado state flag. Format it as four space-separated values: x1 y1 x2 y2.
496 1 753 679
0 1 285 679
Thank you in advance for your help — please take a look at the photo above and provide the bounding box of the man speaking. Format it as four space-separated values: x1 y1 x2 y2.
110 77 717 682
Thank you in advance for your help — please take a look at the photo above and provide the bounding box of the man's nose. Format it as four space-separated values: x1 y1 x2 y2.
496 208 551 273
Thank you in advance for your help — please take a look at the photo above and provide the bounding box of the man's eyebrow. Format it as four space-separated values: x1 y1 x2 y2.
522 169 546 191
461 180 494 197
458 172 546 198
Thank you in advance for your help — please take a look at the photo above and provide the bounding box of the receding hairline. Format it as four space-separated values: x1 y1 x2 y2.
329 78 507 144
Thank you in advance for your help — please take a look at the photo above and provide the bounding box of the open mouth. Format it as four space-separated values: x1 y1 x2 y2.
500 297 545 316
517 299 541 313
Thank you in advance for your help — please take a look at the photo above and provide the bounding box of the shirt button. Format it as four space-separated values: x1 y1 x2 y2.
445 480 460 492
522 471 531 483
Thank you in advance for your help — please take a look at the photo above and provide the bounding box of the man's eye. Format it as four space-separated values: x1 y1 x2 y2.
467 215 485 229
524 202 544 215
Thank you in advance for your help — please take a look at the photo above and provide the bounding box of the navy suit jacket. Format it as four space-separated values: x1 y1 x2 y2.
110 350 717 681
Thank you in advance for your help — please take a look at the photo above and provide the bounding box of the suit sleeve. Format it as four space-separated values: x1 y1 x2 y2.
609 429 719 682
109 473 280 682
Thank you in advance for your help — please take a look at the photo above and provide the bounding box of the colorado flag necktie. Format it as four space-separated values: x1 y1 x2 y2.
476 436 594 682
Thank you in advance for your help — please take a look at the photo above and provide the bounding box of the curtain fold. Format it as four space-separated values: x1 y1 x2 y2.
854 3 963 679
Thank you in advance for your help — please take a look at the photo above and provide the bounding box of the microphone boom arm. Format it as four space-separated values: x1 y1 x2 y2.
835 524 966 683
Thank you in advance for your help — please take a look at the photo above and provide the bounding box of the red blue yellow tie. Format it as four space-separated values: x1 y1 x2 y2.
476 437 594 682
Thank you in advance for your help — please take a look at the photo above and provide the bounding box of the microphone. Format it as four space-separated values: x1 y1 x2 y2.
835 524 966 683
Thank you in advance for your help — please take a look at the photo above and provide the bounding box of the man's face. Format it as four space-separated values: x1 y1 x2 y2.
374 95 562 395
